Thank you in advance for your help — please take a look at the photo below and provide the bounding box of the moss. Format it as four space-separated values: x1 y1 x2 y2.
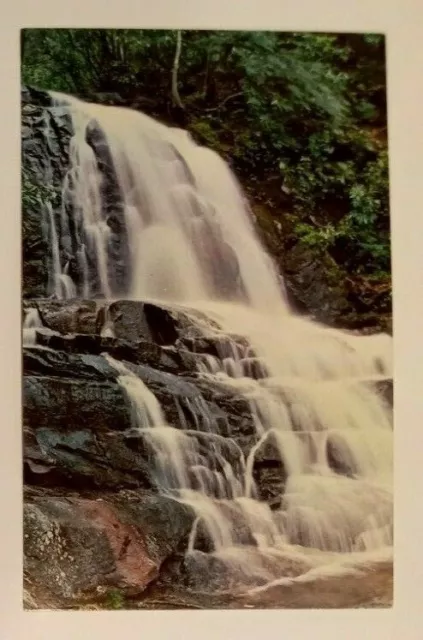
188 119 221 150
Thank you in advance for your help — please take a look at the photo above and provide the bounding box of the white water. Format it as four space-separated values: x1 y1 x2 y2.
45 201 77 300
44 92 393 590
23 307 43 345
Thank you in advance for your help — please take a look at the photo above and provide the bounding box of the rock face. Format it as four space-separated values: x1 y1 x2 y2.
22 86 73 299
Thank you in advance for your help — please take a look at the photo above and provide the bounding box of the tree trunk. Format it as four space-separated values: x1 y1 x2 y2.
202 48 210 98
171 31 184 110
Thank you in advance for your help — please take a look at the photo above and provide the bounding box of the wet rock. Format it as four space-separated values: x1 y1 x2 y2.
23 424 152 491
102 300 166 344
31 330 195 374
233 432 287 509
142 302 181 345
373 377 393 407
22 346 257 493
180 336 221 357
23 347 118 380
24 493 195 602
23 375 132 433
283 244 352 325
326 432 358 478
120 361 254 443
21 85 54 107
189 501 258 554
180 334 249 361
192 379 255 439
110 493 195 563
32 298 208 348
159 551 238 592
252 466 285 510
240 357 269 380
105 299 206 347
22 87 74 299
36 299 99 334
26 299 250 375
158 545 308 594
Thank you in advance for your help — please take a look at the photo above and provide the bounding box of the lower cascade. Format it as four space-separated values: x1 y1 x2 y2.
23 90 393 594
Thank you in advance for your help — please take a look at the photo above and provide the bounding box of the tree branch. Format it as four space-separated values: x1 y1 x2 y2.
205 92 243 112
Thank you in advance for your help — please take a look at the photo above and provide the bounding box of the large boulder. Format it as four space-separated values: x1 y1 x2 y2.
34 300 100 334
24 493 195 604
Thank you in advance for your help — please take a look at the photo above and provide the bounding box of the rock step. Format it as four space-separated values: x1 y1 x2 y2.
24 298 250 360
26 330 196 374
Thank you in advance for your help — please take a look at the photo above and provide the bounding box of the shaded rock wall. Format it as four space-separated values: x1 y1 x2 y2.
22 87 73 298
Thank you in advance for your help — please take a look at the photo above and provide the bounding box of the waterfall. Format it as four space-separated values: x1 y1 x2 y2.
49 91 287 309
46 200 77 300
23 307 43 345
42 91 393 587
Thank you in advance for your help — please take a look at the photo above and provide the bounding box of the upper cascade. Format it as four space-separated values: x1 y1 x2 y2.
48 91 287 314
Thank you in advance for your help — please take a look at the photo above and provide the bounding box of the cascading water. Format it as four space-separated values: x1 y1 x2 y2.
39 91 393 590
23 307 43 346
46 201 77 300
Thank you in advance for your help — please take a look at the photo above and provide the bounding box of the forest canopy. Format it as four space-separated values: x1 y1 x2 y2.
21 29 390 280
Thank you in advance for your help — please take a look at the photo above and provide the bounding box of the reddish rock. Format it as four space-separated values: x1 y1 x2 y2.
77 499 159 591
24 493 195 604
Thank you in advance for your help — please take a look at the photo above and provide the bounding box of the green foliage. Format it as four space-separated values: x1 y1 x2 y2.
104 588 125 610
293 149 390 273
189 118 221 149
295 222 341 252
21 28 390 279
21 29 176 95
346 149 390 271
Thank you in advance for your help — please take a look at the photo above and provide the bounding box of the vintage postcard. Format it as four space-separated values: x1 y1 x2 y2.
1 1 422 639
